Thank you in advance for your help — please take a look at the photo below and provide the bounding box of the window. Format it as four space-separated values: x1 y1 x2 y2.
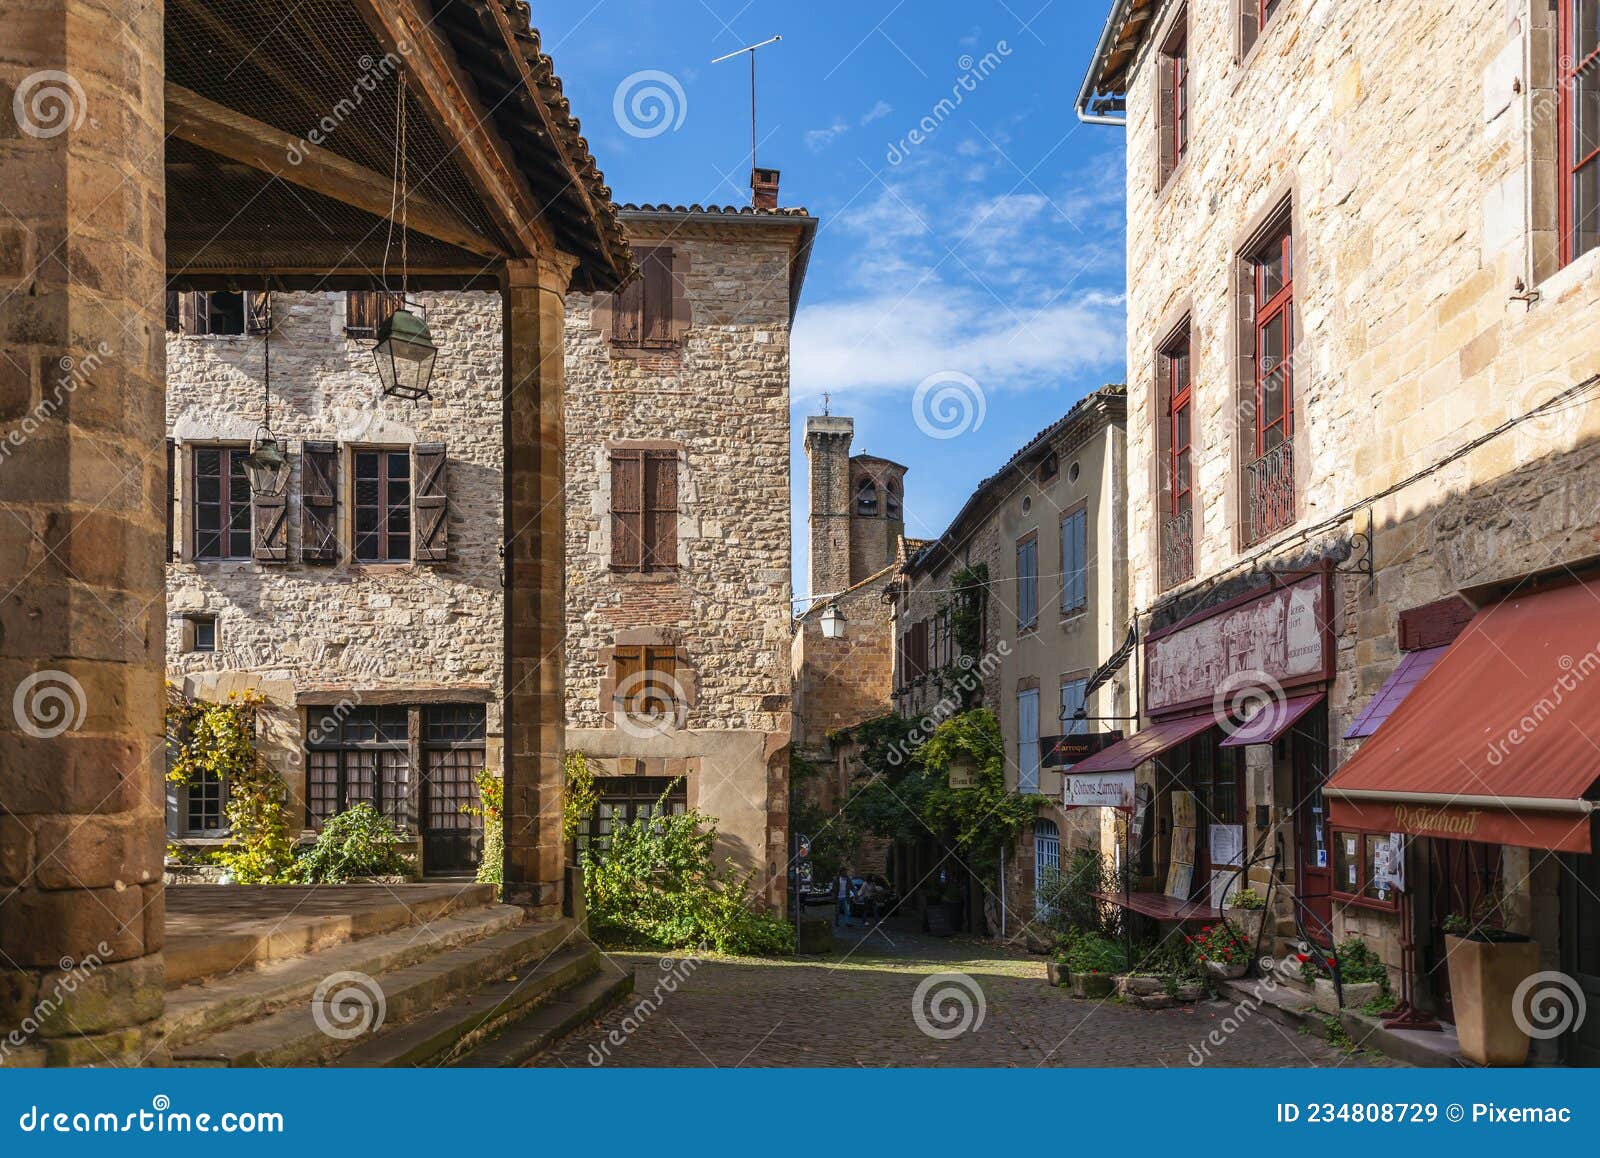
1163 328 1195 587
574 777 687 860
165 291 268 337
305 706 412 830
885 477 903 519
422 706 485 838
345 291 405 338
1017 688 1041 793
1034 818 1061 915
1060 677 1089 745
903 619 929 682
1559 0 1600 266
610 448 679 571
610 645 684 728
1158 14 1189 185
187 615 216 654
191 446 253 560
1240 0 1281 59
610 247 683 349
1244 218 1296 542
1332 829 1401 909
1016 533 1038 629
855 477 878 516
1038 451 1059 483
1060 507 1087 615
353 449 411 562
185 768 226 834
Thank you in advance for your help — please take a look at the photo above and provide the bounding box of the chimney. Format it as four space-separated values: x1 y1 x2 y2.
751 167 780 209
804 414 853 603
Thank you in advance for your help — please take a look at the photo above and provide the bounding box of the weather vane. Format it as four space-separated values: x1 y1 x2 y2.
711 34 782 205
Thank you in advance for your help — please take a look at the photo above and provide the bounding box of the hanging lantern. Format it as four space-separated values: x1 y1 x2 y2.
245 426 290 497
820 602 847 639
372 305 437 401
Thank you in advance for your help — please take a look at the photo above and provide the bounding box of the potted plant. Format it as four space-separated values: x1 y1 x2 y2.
1309 937 1388 1014
1052 930 1122 997
1226 887 1268 949
1442 909 1540 1066
1191 923 1252 980
1046 950 1070 988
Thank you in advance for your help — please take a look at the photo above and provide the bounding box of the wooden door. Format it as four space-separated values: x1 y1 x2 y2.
1292 703 1333 944
1561 821 1600 1064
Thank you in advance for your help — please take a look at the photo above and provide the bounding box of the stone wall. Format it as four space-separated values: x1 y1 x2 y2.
790 572 896 753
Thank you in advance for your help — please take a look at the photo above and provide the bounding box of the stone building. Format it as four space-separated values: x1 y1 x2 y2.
890 386 1130 933
1081 0 1600 1059
162 202 815 907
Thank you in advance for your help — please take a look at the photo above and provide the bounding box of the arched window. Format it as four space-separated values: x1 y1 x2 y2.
1034 818 1061 916
885 477 902 519
855 477 878 516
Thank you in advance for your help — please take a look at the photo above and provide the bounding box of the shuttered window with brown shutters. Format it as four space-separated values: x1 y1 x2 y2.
300 441 340 564
344 291 405 338
611 646 680 718
610 448 679 571
609 247 687 350
252 487 288 563
165 292 270 336
412 442 448 563
191 446 252 560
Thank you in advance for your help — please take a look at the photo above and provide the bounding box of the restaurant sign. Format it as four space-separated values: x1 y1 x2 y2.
1328 797 1594 855
1041 731 1123 768
1144 574 1332 716
1065 770 1137 810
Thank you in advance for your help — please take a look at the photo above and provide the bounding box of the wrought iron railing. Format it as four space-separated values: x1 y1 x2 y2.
1161 507 1194 588
1246 441 1295 543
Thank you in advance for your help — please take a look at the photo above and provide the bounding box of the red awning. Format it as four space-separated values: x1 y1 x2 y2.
1344 646 1447 739
1066 713 1215 775
1219 692 1324 747
1325 578 1600 853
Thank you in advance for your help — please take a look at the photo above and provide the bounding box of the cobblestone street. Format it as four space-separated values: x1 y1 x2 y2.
537 923 1394 1068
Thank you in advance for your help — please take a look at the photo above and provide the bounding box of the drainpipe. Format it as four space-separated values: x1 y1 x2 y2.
1075 0 1131 126
999 843 1007 940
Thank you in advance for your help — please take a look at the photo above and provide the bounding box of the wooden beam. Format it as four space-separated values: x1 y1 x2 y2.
164 83 500 259
349 0 555 260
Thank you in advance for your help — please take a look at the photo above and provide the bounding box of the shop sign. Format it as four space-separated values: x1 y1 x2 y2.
948 757 977 789
1065 770 1136 809
1144 574 1332 715
1041 731 1123 768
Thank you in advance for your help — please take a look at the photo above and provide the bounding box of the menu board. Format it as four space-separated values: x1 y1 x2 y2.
1166 791 1197 901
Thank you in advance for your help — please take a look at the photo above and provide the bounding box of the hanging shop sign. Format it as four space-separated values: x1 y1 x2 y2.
1065 770 1136 810
1041 731 1124 769
1144 573 1334 716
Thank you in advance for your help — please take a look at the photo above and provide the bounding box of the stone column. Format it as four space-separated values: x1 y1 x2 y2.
501 255 575 912
0 0 167 1064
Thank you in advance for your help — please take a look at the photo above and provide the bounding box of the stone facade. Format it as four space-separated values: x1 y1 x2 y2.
1094 0 1600 1013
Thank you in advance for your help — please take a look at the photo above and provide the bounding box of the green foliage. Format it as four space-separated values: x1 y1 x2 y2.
1188 923 1251 970
465 768 503 891
165 685 295 884
293 804 415 883
584 787 793 956
789 752 860 881
1036 849 1121 940
1359 991 1398 1017
913 708 1035 879
1330 936 1389 987
1054 928 1127 974
1228 887 1266 910
562 750 600 844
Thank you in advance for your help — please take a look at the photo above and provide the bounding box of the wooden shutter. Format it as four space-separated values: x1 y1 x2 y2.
301 440 340 564
644 450 678 569
246 291 272 334
641 248 675 347
176 292 202 336
610 450 644 570
165 438 176 560
610 277 644 346
346 291 402 337
612 646 643 711
669 249 692 342
1241 0 1260 58
165 292 181 333
413 442 448 563
252 489 288 562
1157 55 1176 183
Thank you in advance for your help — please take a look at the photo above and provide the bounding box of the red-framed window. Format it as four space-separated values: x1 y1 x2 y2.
1166 332 1193 518
1171 35 1189 164
1260 0 1282 28
1559 0 1600 267
352 449 412 562
1251 225 1294 459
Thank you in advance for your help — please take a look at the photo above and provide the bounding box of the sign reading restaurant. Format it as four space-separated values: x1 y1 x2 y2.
1144 573 1334 716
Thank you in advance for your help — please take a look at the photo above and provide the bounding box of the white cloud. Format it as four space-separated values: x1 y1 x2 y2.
860 100 893 125
805 120 850 152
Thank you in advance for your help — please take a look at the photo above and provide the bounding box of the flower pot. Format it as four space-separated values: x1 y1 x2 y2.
1313 977 1382 1014
1046 960 1070 988
1118 974 1164 998
1074 972 1116 1000
1172 980 1206 1003
1224 908 1266 949
1205 957 1251 980
1446 933 1541 1066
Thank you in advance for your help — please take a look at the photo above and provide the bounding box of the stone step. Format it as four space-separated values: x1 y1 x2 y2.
450 959 635 1068
334 946 601 1067
166 919 579 1067
154 903 533 1051
164 883 501 986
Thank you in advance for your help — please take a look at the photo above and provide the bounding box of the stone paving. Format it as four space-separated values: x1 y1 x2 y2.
536 921 1396 1068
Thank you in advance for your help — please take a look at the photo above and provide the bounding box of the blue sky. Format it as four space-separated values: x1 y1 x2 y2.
538 2 1128 594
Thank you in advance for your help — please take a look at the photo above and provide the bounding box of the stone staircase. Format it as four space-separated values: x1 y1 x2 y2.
150 886 632 1067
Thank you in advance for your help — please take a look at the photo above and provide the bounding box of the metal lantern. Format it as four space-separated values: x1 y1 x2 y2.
245 427 290 497
820 602 847 639
372 305 438 401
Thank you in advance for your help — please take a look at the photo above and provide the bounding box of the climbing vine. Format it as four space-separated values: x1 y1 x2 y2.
465 768 503 891
562 750 600 843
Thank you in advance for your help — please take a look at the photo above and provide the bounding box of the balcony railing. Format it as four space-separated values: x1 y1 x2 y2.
1161 507 1194 589
1246 441 1295 543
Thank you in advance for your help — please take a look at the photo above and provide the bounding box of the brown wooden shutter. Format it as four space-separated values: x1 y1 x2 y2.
165 292 181 333
345 291 402 337
669 249 692 342
612 646 643 711
165 438 176 559
413 442 448 563
641 248 675 347
610 277 644 346
177 292 202 336
1241 0 1260 58
644 450 678 569
301 440 340 563
252 489 288 562
1157 56 1176 184
246 291 272 334
610 450 644 570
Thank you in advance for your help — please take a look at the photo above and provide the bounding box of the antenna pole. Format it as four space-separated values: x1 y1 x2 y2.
711 34 782 204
